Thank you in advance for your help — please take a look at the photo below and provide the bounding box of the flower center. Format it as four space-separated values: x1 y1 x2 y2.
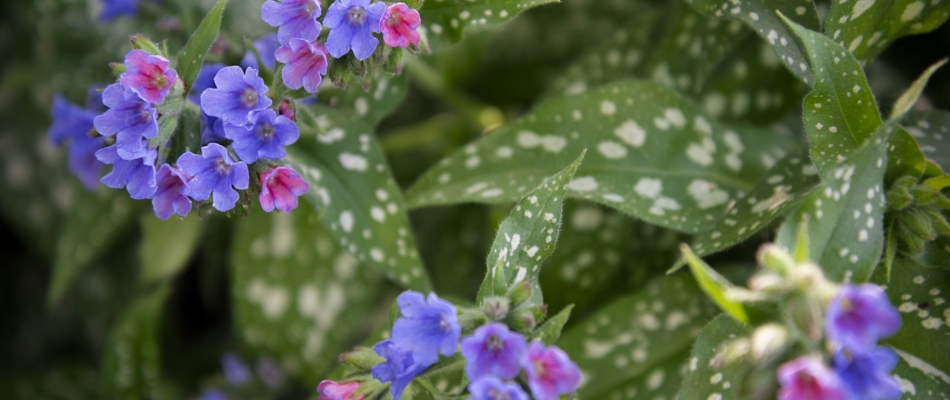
347 6 367 24
487 334 503 350
257 122 276 140
242 88 258 108
304 0 316 15
488 388 510 400
387 11 402 26
840 298 852 312
533 360 547 377
214 157 233 175
439 317 451 332
153 74 169 90
139 108 152 123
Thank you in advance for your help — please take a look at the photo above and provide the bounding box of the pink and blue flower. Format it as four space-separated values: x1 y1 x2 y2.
119 49 177 105
151 164 192 220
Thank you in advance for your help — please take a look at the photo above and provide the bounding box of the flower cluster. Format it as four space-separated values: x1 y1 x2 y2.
319 290 581 400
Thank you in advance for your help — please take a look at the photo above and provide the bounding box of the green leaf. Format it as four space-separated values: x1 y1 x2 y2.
481 152 584 307
824 0 950 63
903 110 950 172
406 80 794 235
534 304 572 345
885 126 927 185
889 350 950 399
101 286 171 400
175 0 228 97
597 350 690 400
683 0 822 84
476 255 508 305
681 245 749 324
231 206 383 384
47 190 138 306
912 236 950 270
419 0 559 51
286 106 431 290
557 273 722 398
677 315 752 400
318 69 409 127
139 215 202 284
890 58 948 121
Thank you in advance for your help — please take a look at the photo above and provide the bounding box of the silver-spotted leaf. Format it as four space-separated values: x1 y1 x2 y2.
406 80 793 235
420 0 558 51
889 349 950 399
319 70 408 127
100 286 171 400
677 315 752 400
825 0 950 63
599 350 691 400
903 110 950 172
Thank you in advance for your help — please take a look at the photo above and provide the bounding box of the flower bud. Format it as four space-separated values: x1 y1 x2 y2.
507 280 532 307
339 346 385 370
885 185 913 210
903 208 937 241
481 296 510 321
279 100 296 120
787 294 823 341
507 307 542 332
898 224 927 254
458 306 490 331
750 324 788 365
130 34 164 56
925 208 950 236
788 262 828 290
748 271 788 294
911 184 941 205
757 244 796 276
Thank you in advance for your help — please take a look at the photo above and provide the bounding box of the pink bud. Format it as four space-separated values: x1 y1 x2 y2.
317 381 364 400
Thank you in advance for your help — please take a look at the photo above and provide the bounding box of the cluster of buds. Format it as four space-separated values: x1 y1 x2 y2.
886 175 950 254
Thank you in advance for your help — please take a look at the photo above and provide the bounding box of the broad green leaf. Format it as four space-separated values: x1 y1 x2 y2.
176 0 228 96
419 0 559 51
480 152 584 307
885 126 927 185
287 106 431 291
824 0 950 63
683 0 821 84
873 259 950 374
890 58 948 121
598 350 691 400
139 215 202 284
682 245 749 324
48 190 138 305
903 110 950 172
912 236 950 270
557 273 721 398
231 206 383 384
688 153 821 261
889 350 950 399
476 255 507 304
101 286 171 400
677 315 752 400
406 80 793 235
535 304 572 345
319 70 409 127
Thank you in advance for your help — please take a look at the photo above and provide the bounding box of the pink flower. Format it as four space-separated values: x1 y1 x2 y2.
274 39 329 93
317 381 364 400
380 3 421 48
778 356 850 400
119 49 177 104
259 166 309 213
521 341 581 400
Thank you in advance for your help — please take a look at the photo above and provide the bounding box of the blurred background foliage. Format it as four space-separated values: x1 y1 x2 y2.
1 0 950 398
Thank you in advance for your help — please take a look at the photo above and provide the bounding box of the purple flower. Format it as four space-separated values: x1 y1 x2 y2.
98 0 137 21
224 109 299 163
201 110 227 144
391 291 461 367
261 0 322 46
69 135 109 190
119 49 177 105
222 353 252 386
274 39 328 93
152 164 192 220
372 340 422 400
96 145 157 199
188 63 226 105
94 84 158 160
259 166 309 213
200 66 272 126
461 323 527 381
833 348 902 400
380 3 420 48
778 356 850 400
521 342 581 400
324 0 386 61
49 93 109 189
317 381 364 400
469 377 530 400
241 33 279 70
85 85 107 111
177 143 250 212
199 389 227 400
825 284 901 354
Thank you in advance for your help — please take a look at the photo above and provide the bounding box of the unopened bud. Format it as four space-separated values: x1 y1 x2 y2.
886 186 913 210
787 295 823 341
750 324 788 365
507 306 543 332
748 272 787 294
757 244 796 275
788 262 828 289
279 100 295 120
130 35 164 56
458 306 489 331
899 224 927 254
339 347 384 370
893 175 918 190
481 296 510 320
903 209 937 241
911 184 941 205
925 209 950 236
711 338 750 369
109 62 127 77
507 280 532 307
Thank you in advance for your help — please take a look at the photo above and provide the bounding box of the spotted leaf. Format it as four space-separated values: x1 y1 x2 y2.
420 0 559 51
557 273 722 398
101 285 172 400
677 315 752 400
405 80 795 234
231 206 383 384
889 350 950 400
286 106 431 291
319 70 409 127
598 350 692 400
480 152 584 307
825 0 950 63
682 0 821 84
903 110 950 172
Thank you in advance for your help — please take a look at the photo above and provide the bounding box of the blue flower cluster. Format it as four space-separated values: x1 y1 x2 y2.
778 284 903 400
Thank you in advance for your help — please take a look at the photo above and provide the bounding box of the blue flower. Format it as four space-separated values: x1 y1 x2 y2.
261 0 322 46
201 111 227 145
98 0 137 21
199 389 227 400
833 347 902 400
96 145 157 199
391 291 461 367
49 94 108 189
69 135 109 190
177 143 249 212
372 339 423 400
221 353 252 386
188 63 226 105
85 85 107 111
324 0 386 61
469 377 530 400
94 83 158 160
224 108 299 163
200 66 272 126
152 164 192 220
461 323 527 381
241 33 279 70
825 284 901 354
